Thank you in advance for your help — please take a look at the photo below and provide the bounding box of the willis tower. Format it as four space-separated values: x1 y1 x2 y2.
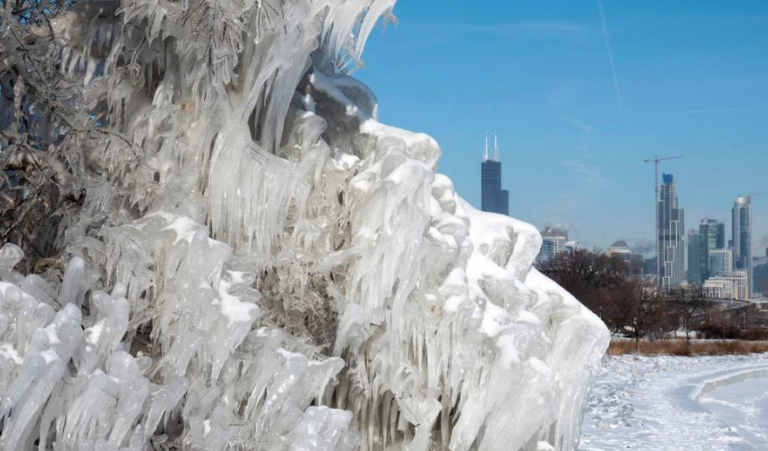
481 133 509 215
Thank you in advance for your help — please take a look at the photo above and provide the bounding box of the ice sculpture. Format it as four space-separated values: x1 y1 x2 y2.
0 1 609 450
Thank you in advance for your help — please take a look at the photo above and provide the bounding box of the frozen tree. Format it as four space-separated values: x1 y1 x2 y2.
0 1 609 450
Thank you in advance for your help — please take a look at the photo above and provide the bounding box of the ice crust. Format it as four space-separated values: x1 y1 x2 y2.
0 1 608 450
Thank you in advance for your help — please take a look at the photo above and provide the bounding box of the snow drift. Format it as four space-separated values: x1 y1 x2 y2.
0 1 609 450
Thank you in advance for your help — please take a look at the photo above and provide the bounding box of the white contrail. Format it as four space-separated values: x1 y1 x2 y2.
597 0 623 108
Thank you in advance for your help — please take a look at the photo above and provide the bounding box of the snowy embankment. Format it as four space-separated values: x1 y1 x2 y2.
580 353 768 450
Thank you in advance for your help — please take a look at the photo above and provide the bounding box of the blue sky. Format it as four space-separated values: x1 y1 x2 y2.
357 0 768 254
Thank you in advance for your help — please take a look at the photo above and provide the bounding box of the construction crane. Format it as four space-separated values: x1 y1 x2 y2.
644 155 683 287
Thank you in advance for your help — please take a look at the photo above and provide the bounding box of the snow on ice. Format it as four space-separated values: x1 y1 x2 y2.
581 354 768 451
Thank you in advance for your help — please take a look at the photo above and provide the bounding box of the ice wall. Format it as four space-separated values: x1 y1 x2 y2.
0 1 609 450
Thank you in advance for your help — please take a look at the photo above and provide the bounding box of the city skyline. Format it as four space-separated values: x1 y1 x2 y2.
358 1 768 251
474 132 763 264
527 167 762 294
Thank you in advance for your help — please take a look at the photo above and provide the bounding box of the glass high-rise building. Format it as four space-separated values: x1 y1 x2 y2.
708 248 733 277
535 227 569 266
658 174 685 289
732 196 753 298
687 230 701 285
537 235 566 265
688 219 726 285
701 219 726 251
480 135 509 215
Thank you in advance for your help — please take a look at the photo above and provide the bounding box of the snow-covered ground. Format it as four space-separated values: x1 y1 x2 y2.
580 353 768 450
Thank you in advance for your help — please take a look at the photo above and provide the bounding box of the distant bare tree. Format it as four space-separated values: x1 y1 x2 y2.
699 305 734 340
624 280 666 353
540 249 628 293
669 285 708 345
541 249 635 333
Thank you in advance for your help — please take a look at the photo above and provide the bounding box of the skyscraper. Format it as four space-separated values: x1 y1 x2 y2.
688 219 726 285
700 219 726 252
536 227 568 266
732 196 753 298
687 230 701 285
658 174 685 289
708 248 733 277
481 134 509 215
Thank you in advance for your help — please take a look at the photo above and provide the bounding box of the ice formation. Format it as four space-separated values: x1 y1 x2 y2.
0 1 609 450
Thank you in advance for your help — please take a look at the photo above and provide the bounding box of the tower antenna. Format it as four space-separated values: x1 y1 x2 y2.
484 132 489 161
494 132 499 162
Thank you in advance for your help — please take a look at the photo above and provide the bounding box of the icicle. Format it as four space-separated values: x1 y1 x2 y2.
60 257 86 308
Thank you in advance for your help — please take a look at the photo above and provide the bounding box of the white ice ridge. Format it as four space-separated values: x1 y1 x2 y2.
0 1 608 450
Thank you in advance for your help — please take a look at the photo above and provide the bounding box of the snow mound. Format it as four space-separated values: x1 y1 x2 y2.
0 1 608 450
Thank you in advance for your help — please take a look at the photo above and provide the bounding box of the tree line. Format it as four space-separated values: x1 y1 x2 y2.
539 249 767 352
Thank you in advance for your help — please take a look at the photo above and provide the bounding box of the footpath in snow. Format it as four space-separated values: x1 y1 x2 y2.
580 353 768 451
